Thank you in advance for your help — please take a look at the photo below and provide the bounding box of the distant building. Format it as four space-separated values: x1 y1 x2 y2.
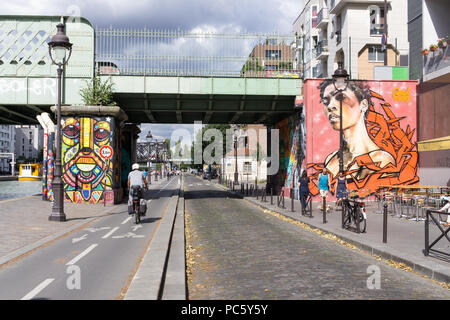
294 0 409 80
241 38 298 78
0 125 15 174
223 124 268 182
15 125 43 162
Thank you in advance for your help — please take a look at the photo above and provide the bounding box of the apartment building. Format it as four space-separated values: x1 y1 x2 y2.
241 39 295 77
14 125 43 162
0 125 15 174
413 0 450 185
294 0 409 80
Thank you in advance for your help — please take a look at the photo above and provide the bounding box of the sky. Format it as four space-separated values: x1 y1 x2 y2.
3 0 304 146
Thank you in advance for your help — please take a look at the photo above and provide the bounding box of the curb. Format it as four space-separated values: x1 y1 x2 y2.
124 175 184 300
215 181 450 285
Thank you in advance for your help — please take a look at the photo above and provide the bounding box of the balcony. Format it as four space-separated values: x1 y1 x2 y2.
423 46 450 83
317 8 330 29
314 40 329 60
330 0 392 15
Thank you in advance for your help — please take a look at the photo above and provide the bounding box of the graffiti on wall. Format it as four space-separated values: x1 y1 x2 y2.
306 80 419 195
61 116 114 203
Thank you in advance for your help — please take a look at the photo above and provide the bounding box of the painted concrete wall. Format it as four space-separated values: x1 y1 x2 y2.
302 78 419 197
61 115 119 204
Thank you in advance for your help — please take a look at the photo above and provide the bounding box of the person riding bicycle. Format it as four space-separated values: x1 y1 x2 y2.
128 163 148 203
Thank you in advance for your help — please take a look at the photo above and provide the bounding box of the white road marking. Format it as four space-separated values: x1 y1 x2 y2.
21 278 54 300
112 232 145 239
121 217 132 224
66 244 98 266
131 225 143 232
102 227 119 239
85 227 110 233
72 234 88 244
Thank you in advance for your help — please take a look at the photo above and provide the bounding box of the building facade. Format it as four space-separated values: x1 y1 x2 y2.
294 0 409 80
413 0 450 186
14 125 43 162
0 125 15 174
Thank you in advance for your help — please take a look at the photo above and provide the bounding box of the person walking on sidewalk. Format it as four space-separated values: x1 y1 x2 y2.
335 172 348 209
439 196 450 227
298 170 310 213
319 168 330 211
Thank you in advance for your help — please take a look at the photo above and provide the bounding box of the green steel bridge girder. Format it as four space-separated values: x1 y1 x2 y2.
0 75 302 125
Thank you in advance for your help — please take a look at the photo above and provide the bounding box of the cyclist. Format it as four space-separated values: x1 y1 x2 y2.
128 163 148 204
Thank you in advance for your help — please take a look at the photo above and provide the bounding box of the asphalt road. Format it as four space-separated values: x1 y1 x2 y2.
0 176 180 300
184 174 450 300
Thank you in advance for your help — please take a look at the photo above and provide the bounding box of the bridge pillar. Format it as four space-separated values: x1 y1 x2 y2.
51 106 130 205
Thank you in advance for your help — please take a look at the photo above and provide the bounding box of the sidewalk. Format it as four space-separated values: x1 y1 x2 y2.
0 178 169 266
216 180 450 284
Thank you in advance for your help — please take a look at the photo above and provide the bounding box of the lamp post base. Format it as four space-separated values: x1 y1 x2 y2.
48 213 66 222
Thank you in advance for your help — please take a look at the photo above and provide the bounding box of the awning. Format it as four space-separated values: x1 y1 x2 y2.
417 136 450 152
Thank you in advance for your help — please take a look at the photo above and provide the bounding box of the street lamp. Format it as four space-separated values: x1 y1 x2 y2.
234 128 239 185
146 130 153 184
48 23 72 222
332 61 349 175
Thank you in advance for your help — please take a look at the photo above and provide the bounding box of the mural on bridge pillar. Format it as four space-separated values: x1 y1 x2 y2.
304 79 419 196
61 116 115 204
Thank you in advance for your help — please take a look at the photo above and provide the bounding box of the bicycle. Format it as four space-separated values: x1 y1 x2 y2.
341 191 367 233
130 185 148 224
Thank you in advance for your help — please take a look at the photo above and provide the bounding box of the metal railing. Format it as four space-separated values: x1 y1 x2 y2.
314 40 328 58
424 209 450 259
317 7 329 26
95 28 297 77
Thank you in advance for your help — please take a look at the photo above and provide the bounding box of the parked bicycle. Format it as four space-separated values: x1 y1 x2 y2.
341 191 367 233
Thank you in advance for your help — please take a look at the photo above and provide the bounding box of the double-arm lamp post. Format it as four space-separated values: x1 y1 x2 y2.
332 61 349 175
146 131 153 184
48 23 72 222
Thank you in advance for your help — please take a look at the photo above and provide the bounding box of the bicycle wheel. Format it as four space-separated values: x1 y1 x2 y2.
343 203 352 229
356 207 366 233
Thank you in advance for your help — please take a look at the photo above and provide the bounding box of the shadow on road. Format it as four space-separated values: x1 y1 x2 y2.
184 189 243 200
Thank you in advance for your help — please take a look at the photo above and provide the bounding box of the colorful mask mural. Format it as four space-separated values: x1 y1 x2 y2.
304 79 419 196
61 116 114 204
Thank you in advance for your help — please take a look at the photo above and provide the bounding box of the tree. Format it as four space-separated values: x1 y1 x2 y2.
241 58 265 76
192 124 231 166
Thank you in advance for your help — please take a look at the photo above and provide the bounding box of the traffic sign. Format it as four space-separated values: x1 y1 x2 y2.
99 146 113 159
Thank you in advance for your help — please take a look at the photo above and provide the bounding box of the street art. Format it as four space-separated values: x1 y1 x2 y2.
305 79 419 196
61 116 114 203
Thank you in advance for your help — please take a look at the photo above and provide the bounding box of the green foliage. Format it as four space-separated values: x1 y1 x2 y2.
80 74 117 106
191 124 231 165
241 58 265 74
278 61 293 70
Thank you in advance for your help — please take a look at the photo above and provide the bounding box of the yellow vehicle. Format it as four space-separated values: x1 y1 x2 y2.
18 163 43 181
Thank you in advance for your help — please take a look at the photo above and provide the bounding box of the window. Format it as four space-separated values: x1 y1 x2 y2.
265 65 277 70
368 46 384 62
311 6 318 28
265 50 281 60
370 6 384 35
244 162 252 175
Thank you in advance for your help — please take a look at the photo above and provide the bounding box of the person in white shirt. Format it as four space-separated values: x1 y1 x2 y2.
439 196 450 226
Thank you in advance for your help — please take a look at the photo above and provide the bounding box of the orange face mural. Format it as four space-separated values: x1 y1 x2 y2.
304 79 419 196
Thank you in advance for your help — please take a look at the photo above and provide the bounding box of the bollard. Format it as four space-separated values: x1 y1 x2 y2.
271 187 273 205
424 210 430 256
383 203 388 243
246 183 249 196
256 186 259 200
322 196 327 223
342 201 346 229
291 191 295 212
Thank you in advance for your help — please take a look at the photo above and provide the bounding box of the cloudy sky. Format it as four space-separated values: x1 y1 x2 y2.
4 0 303 146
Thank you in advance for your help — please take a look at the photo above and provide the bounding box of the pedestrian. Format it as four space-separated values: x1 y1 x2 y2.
318 168 330 211
298 170 310 213
439 196 450 227
335 172 347 210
